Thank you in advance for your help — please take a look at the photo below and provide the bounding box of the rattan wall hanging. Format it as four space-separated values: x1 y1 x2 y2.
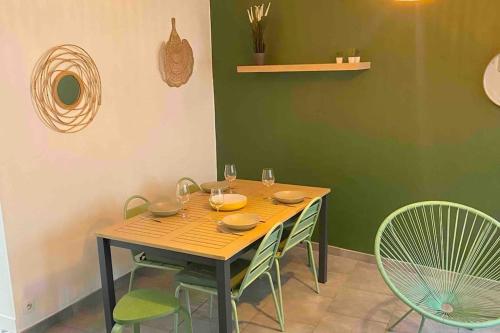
31 44 102 133
159 18 194 87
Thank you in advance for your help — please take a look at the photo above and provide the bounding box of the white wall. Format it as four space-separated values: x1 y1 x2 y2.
0 0 216 330
0 204 16 333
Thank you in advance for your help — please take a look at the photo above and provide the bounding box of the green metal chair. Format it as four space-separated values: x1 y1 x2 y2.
111 289 191 333
375 201 500 332
177 177 202 194
123 195 185 291
273 197 322 327
173 223 285 333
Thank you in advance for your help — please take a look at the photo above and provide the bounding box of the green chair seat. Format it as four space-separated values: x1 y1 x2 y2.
113 289 180 324
175 259 250 290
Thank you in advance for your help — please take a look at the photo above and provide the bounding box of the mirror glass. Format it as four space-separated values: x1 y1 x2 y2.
53 72 82 108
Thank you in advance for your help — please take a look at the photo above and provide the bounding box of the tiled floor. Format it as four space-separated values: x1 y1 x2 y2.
43 248 500 333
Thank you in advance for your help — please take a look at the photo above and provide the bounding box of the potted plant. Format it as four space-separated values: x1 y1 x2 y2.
335 51 344 64
247 3 271 65
347 48 361 63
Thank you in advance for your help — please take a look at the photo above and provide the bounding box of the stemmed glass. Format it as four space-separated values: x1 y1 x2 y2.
209 188 225 213
176 182 190 218
262 168 275 199
224 164 237 193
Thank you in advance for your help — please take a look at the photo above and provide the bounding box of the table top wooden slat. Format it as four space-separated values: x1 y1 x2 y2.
96 179 331 260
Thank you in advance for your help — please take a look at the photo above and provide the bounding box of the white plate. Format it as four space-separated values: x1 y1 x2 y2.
484 54 500 106
222 213 259 231
200 181 229 193
210 194 247 211
148 200 180 217
273 191 305 204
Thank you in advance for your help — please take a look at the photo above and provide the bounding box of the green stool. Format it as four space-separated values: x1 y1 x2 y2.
111 289 192 333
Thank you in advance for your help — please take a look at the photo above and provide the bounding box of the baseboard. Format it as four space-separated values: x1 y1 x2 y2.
0 313 16 333
309 242 376 264
22 272 131 333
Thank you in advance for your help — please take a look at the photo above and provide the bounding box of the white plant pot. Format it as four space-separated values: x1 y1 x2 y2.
336 57 344 64
355 56 361 63
348 57 356 64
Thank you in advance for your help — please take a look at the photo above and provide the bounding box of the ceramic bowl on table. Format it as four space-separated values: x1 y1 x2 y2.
222 213 259 231
148 200 181 217
200 180 229 193
210 193 247 211
273 191 305 204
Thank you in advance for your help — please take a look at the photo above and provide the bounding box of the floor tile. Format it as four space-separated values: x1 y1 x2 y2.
242 312 315 333
44 325 87 333
260 282 334 327
343 261 393 295
327 287 397 324
279 260 349 297
314 312 388 333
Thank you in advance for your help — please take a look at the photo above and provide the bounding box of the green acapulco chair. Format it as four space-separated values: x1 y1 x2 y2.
177 177 202 194
274 197 322 326
124 195 185 291
111 289 192 333
173 223 285 333
375 201 500 332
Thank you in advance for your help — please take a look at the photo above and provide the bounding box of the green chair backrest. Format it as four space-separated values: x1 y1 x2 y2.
123 195 150 219
239 223 284 294
280 197 322 256
177 177 202 194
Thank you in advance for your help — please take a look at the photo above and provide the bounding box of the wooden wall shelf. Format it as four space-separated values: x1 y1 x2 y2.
237 62 371 73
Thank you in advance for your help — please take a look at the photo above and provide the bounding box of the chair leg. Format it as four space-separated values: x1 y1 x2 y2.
231 299 240 333
274 259 285 326
387 309 413 332
128 266 138 292
265 272 285 332
305 241 320 294
174 284 182 332
417 316 426 333
209 294 214 319
179 306 193 333
305 242 312 268
111 324 124 333
184 289 191 317
133 323 140 333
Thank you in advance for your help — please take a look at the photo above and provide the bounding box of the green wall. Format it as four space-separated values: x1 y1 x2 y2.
210 0 500 254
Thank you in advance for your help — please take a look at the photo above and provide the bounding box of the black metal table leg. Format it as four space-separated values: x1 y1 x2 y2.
97 237 116 333
319 195 329 283
216 260 232 333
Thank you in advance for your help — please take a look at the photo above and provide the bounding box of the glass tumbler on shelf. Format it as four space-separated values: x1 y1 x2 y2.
262 168 275 199
176 182 191 218
224 164 237 193
209 188 225 214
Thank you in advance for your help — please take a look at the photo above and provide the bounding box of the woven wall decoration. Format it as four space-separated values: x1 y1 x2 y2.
31 44 102 133
159 18 194 87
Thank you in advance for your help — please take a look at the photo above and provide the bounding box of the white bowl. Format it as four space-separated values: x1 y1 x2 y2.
273 191 305 204
148 200 180 217
222 213 259 231
210 194 247 211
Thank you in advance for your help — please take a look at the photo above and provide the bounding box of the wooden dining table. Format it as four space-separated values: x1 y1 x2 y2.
96 179 331 333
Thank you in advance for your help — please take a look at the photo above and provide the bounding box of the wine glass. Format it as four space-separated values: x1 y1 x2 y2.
209 188 225 213
176 182 190 218
262 168 275 199
224 164 237 193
